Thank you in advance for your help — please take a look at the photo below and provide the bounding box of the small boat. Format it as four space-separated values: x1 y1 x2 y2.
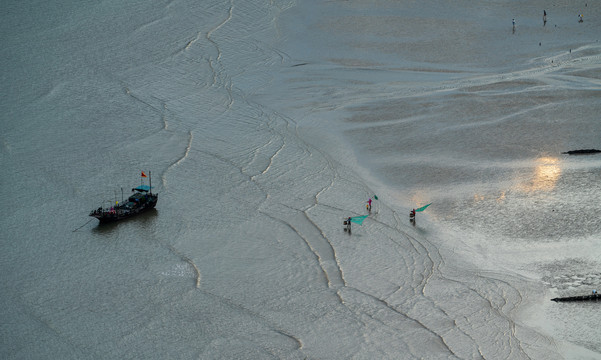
551 292 600 302
561 149 601 155
90 171 158 224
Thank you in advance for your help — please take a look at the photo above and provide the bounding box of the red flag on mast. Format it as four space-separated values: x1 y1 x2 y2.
141 171 147 178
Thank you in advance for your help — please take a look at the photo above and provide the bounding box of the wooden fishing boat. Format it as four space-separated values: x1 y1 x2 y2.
89 171 158 224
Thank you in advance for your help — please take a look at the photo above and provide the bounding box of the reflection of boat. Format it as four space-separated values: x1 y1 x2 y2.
89 172 158 224
551 293 600 302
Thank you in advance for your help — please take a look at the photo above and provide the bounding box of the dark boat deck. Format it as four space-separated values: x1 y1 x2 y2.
89 173 157 224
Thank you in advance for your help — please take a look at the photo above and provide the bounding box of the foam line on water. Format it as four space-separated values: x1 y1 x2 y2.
259 210 340 289
182 256 201 288
206 2 233 62
184 31 202 51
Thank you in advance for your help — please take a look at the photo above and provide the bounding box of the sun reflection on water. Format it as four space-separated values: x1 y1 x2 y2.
516 156 561 193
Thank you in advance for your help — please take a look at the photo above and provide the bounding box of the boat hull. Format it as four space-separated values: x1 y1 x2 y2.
90 196 158 224
551 293 600 302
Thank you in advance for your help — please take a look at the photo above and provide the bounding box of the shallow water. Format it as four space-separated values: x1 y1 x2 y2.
271 0 601 356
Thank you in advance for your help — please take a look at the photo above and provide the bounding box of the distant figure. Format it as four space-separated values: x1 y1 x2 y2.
409 209 416 221
346 217 352 232
579 14 583 23
543 10 547 25
512 18 516 33
367 198 372 212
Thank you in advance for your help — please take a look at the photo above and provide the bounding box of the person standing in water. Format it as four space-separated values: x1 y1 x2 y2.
367 198 372 212
543 10 547 25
